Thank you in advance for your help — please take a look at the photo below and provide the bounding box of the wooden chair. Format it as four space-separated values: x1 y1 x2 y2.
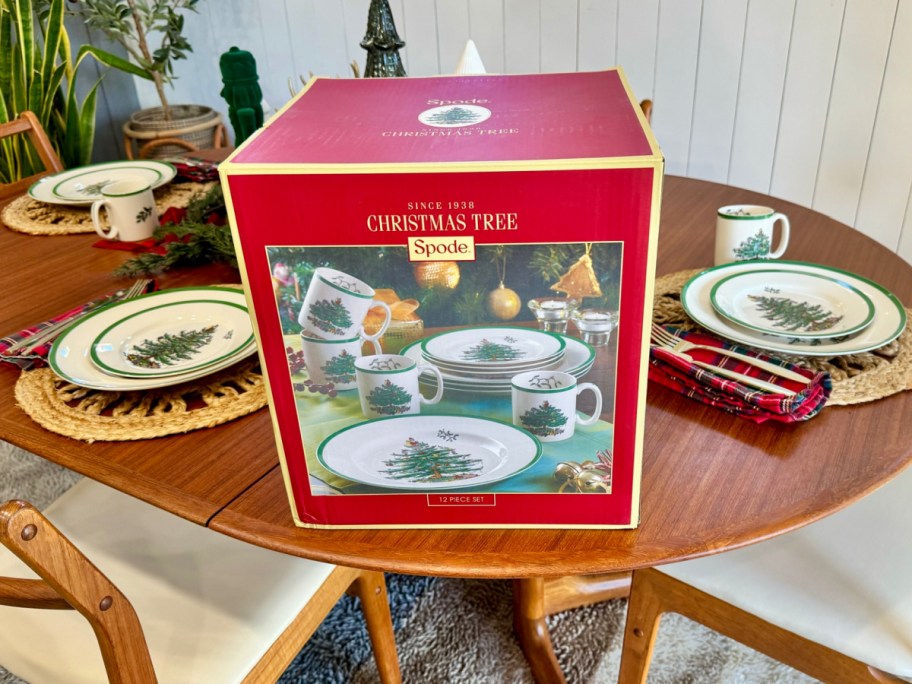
0 479 401 683
619 465 912 683
0 111 64 201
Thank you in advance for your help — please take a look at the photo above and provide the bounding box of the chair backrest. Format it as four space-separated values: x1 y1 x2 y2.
0 499 157 683
0 480 402 684
0 111 64 201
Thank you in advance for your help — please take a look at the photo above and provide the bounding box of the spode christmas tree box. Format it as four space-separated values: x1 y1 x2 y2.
220 69 663 528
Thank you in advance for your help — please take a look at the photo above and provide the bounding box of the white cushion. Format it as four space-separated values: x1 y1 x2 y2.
0 479 336 684
660 465 912 679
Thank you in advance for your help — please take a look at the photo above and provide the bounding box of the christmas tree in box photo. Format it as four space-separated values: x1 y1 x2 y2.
266 243 622 334
520 401 570 438
381 437 484 484
367 380 413 416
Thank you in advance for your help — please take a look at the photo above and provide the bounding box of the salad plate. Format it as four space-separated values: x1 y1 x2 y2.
682 261 906 356
420 326 565 369
90 299 254 378
28 161 176 206
49 287 256 390
317 415 541 490
709 269 875 339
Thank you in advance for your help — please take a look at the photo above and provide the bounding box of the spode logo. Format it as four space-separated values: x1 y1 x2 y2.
418 104 492 128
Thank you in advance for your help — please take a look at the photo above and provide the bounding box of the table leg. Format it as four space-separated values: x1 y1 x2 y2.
513 577 567 684
514 573 633 683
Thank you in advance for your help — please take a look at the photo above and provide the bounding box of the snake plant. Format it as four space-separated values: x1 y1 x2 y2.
0 0 151 182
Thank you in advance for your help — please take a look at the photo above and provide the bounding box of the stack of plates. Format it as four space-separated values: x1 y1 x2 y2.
49 287 257 390
402 326 596 395
28 160 176 206
682 261 907 356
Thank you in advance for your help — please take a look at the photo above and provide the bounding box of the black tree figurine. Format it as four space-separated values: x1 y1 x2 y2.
361 0 407 77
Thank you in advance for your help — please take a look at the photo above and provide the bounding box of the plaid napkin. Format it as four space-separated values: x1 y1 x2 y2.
0 282 157 370
649 326 832 423
171 159 221 183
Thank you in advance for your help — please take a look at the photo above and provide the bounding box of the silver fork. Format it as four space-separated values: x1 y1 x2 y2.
6 279 151 355
651 323 809 385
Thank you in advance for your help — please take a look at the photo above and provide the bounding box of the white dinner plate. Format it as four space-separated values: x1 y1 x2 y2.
28 161 176 206
49 287 256 390
709 269 875 339
90 299 255 378
317 415 541 490
682 261 906 356
420 326 565 369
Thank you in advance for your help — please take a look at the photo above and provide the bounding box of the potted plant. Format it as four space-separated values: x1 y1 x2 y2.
72 0 223 157
0 0 151 181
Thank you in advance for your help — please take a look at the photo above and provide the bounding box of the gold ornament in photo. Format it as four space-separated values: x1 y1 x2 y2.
550 248 602 300
413 261 460 289
486 281 521 320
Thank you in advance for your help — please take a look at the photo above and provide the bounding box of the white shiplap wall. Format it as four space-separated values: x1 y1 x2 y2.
123 0 912 264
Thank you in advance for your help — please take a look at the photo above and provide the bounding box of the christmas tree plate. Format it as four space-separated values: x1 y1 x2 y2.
28 161 176 206
420 326 566 369
403 336 595 393
90 299 255 378
682 261 906 356
709 269 875 339
317 415 541 490
49 287 257 390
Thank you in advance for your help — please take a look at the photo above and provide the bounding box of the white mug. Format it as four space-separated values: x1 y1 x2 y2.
715 205 790 265
511 370 602 443
299 334 381 390
91 179 158 242
297 267 392 343
355 354 444 418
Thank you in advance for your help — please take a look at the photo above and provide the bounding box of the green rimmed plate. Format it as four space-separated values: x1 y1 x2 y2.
317 415 541 490
90 299 255 378
709 269 875 339
28 161 176 206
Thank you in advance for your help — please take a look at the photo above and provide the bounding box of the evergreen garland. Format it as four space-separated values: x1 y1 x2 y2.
115 185 237 277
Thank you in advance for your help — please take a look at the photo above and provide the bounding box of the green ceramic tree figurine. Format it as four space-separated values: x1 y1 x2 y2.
219 46 264 144
361 0 407 77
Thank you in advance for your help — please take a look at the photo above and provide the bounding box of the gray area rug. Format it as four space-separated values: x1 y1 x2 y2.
0 441 816 683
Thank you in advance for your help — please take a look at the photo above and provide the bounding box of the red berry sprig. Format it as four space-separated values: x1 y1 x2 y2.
287 347 337 397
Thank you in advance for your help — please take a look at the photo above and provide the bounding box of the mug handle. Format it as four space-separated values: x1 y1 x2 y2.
364 338 382 356
575 383 603 426
361 301 392 342
769 213 790 259
91 199 118 239
417 364 444 405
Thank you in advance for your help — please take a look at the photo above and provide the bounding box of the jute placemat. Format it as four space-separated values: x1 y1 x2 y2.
14 357 265 442
2 181 217 235
654 269 912 406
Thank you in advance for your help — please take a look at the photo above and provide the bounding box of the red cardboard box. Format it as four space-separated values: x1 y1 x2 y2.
221 69 663 528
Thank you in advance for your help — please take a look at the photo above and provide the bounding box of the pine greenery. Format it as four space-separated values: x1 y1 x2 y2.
115 184 236 277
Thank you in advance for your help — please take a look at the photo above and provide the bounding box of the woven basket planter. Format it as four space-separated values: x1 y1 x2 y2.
123 104 225 159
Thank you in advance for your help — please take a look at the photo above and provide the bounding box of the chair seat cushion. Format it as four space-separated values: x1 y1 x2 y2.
0 479 336 684
660 465 912 679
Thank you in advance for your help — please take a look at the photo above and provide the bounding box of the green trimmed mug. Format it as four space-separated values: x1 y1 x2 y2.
715 204 790 265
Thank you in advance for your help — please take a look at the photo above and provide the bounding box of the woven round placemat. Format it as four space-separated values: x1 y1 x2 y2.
654 268 912 406
15 356 266 442
2 181 217 235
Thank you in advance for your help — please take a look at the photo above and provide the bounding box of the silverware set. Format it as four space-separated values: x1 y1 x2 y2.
650 323 808 396
4 279 151 356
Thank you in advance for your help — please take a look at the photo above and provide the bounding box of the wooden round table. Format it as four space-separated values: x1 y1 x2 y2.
2 175 908 683
206 176 912 682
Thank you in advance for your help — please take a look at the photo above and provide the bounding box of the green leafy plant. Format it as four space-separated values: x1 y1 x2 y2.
0 0 150 179
72 0 199 121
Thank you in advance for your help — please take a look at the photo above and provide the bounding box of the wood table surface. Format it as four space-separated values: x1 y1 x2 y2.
2 176 910 577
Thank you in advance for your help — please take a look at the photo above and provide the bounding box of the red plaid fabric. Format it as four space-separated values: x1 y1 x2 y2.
649 325 832 423
0 282 157 370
